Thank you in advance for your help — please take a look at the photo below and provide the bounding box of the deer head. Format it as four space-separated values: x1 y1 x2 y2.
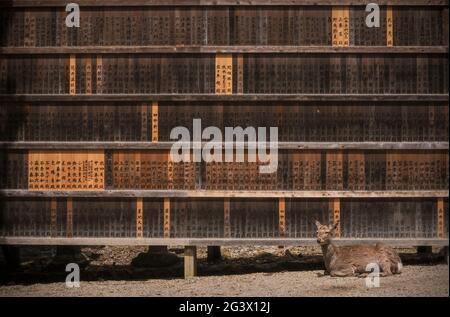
315 220 339 245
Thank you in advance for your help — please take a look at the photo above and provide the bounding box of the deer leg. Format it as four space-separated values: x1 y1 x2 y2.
378 260 393 277
330 267 355 277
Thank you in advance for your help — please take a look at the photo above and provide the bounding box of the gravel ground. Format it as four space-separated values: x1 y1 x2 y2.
0 246 448 297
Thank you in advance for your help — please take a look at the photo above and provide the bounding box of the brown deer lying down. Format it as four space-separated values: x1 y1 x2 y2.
315 220 403 277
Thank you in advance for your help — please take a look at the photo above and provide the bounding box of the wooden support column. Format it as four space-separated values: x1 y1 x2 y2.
330 198 341 238
278 198 286 238
69 54 76 95
386 6 394 47
67 197 73 238
184 246 197 278
163 197 170 238
136 197 143 238
151 101 158 143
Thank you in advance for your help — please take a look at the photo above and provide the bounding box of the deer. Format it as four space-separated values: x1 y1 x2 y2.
315 220 403 277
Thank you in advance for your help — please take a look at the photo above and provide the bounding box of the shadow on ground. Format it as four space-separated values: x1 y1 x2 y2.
0 246 447 286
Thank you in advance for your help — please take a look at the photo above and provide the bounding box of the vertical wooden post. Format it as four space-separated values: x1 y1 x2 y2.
278 198 286 238
67 197 73 238
136 197 144 238
330 198 341 238
164 197 170 238
151 101 158 143
184 246 197 278
386 6 394 47
69 54 76 95
224 198 231 238
437 198 444 239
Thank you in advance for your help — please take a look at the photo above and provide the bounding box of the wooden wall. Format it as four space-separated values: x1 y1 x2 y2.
0 0 448 245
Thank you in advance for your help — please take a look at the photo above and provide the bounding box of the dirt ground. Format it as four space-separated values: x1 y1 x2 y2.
0 246 448 297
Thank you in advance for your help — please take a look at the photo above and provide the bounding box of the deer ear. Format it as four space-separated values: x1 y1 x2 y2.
315 220 321 228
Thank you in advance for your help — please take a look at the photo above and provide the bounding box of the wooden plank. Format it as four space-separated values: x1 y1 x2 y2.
27 150 105 190
136 197 143 238
50 198 57 237
1 46 448 55
279 198 286 238
1 141 449 150
151 101 158 143
236 54 244 94
1 190 448 198
69 54 76 95
1 0 447 7
330 198 341 237
85 57 92 94
224 198 231 238
386 6 394 47
437 198 445 238
332 6 349 47
184 245 197 278
67 197 73 238
96 55 102 94
0 237 448 247
164 197 170 238
1 94 447 102
215 53 233 95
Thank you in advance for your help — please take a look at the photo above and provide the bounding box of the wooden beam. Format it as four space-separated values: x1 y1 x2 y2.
1 46 447 55
1 0 446 7
1 141 449 150
437 198 445 238
1 94 447 102
1 190 447 198
0 237 448 247
184 246 197 278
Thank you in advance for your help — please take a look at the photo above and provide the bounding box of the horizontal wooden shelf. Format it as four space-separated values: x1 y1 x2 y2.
1 1 447 7
0 190 447 198
1 94 448 102
0 0 448 7
0 237 447 247
1 141 448 150
1 46 448 55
